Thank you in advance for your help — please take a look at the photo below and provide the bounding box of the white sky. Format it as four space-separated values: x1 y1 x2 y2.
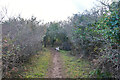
0 0 97 22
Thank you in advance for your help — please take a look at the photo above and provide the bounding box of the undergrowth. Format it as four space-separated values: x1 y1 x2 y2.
20 48 52 78
60 50 91 78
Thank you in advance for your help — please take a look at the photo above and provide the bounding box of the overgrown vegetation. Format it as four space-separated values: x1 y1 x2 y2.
43 22 67 47
62 0 120 78
21 48 52 78
60 50 91 78
43 22 72 51
2 16 46 78
4 48 52 78
1 0 120 78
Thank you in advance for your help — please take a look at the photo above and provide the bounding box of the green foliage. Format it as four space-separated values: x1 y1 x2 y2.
43 22 68 47
90 69 111 78
69 13 103 57
2 1 120 78
63 1 120 78
97 6 120 44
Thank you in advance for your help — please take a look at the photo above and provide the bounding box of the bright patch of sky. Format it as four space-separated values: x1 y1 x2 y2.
0 0 97 22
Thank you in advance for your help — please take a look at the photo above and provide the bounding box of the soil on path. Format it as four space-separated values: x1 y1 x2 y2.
46 48 65 78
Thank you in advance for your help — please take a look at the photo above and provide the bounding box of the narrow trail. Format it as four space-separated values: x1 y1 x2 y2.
47 48 65 78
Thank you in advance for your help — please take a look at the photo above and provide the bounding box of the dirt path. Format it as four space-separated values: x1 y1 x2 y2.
47 48 65 78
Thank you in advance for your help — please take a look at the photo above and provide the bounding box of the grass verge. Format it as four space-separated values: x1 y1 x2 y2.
60 50 92 78
20 48 52 78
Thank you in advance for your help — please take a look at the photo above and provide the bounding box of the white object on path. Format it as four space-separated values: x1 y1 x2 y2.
55 47 60 51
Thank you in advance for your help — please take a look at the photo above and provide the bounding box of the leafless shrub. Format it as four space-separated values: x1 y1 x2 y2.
2 16 46 78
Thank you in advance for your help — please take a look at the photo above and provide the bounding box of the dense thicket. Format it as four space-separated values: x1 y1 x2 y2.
2 16 46 77
1 0 120 78
45 0 120 78
43 22 72 50
62 1 120 78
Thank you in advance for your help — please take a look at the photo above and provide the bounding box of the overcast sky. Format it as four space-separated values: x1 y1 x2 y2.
0 0 97 22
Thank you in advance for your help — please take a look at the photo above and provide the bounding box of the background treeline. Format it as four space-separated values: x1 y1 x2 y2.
1 0 120 78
